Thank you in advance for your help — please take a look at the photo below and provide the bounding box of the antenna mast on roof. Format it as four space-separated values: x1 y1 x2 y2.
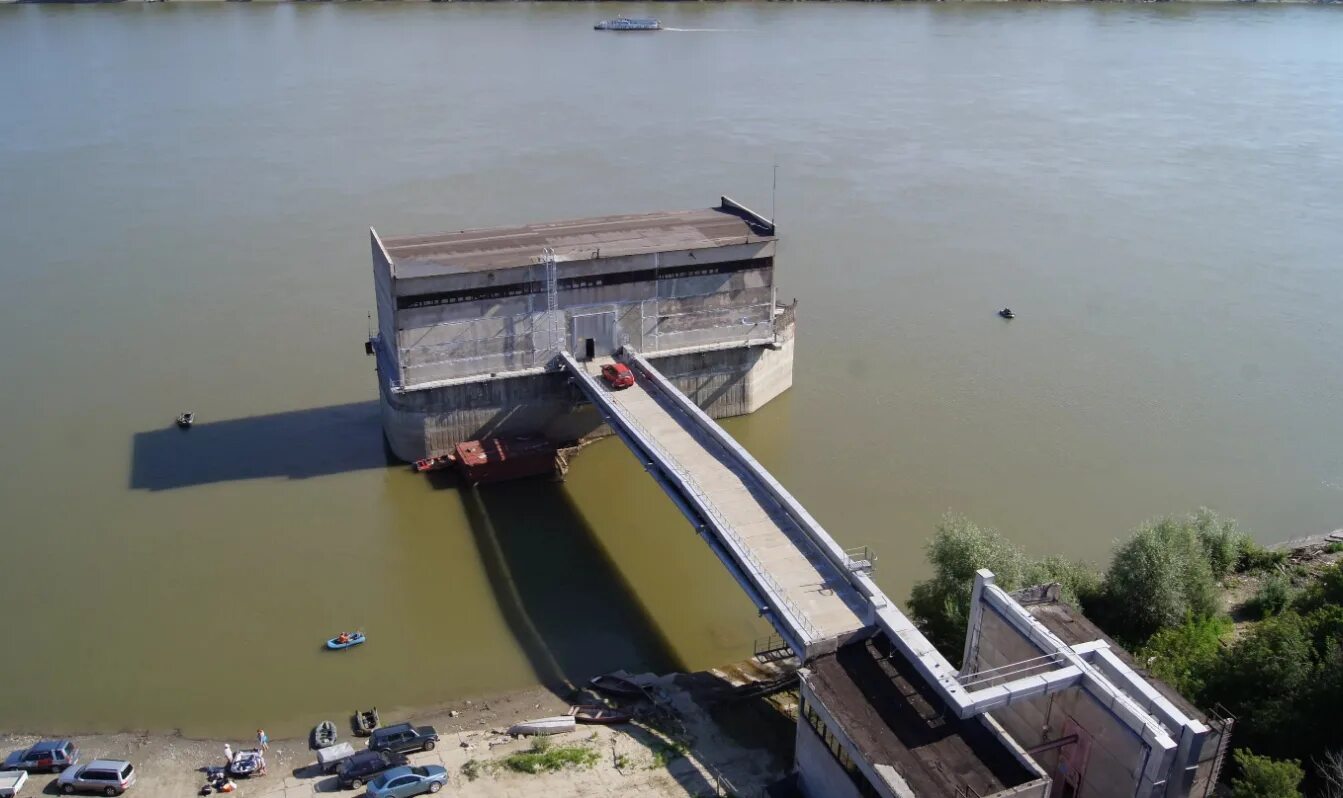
771 161 779 232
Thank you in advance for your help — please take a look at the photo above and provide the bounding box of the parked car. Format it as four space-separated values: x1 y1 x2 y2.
0 770 29 798
336 750 408 790
366 766 447 798
367 724 439 756
57 760 135 796
601 363 635 390
3 741 79 773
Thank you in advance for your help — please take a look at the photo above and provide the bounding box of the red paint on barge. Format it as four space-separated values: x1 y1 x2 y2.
453 436 557 485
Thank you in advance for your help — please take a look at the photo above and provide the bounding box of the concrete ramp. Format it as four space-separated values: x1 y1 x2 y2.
560 351 872 660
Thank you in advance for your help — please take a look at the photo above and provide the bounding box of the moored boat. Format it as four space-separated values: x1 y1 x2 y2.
508 716 576 736
176 412 194 429
227 749 265 778
594 17 661 31
354 707 380 736
413 454 454 473
588 671 646 697
312 720 338 749
568 705 631 725
453 436 557 485
326 632 366 650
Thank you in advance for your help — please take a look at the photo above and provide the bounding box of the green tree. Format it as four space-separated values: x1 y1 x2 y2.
1229 749 1302 798
1207 612 1317 757
1137 615 1230 701
1099 514 1223 643
1293 562 1343 615
908 515 1097 658
1188 507 1245 579
1248 572 1294 619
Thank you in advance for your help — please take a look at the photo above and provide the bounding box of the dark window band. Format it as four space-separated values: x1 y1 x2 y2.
397 257 771 311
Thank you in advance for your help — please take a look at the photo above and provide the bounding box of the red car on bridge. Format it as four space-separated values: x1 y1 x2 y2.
601 362 635 390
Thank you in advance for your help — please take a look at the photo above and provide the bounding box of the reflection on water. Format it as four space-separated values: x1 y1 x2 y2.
453 478 684 693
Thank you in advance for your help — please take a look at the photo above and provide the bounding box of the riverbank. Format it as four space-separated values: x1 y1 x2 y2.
0 662 796 798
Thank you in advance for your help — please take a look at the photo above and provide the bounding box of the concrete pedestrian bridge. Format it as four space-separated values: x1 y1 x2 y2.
561 349 873 660
559 347 1224 798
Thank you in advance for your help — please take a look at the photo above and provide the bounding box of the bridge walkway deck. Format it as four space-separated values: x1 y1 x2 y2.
564 353 869 656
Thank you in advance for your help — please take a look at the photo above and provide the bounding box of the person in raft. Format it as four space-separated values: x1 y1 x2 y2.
336 632 351 644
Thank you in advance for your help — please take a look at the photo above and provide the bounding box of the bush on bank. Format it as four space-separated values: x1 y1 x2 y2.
1091 509 1245 644
1230 750 1304 798
906 514 1100 658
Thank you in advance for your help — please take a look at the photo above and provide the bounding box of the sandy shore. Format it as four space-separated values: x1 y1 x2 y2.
0 662 797 798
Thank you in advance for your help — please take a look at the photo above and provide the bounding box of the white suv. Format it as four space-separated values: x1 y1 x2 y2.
57 760 135 796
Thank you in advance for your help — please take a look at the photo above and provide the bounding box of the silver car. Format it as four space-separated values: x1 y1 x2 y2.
57 760 135 796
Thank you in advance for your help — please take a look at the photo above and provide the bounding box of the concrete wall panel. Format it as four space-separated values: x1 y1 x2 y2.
371 231 401 381
795 718 881 798
378 320 794 461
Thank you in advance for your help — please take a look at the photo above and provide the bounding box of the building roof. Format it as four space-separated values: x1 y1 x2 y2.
1011 584 1209 724
377 200 775 279
806 638 1038 798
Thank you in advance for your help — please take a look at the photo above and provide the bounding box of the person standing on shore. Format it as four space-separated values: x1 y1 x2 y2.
223 743 232 765
256 729 268 751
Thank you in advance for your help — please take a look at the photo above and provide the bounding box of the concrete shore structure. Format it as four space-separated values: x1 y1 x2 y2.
368 197 792 461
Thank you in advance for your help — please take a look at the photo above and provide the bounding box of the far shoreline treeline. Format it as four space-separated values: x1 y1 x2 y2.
3 0 1339 6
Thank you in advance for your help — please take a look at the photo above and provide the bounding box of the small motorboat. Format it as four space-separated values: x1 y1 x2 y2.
508 716 576 736
312 720 338 749
326 632 366 650
414 454 454 473
354 707 380 736
588 671 646 697
998 308 1015 320
176 412 194 429
227 749 265 778
568 705 631 725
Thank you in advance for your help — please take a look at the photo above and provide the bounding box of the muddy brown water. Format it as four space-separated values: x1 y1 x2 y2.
0 1 1340 737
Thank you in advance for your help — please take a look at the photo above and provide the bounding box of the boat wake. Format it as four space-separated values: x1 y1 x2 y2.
661 28 745 33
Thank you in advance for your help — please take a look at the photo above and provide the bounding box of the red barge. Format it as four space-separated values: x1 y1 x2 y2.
414 436 558 485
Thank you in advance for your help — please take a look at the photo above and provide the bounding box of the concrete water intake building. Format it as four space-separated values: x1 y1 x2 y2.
368 197 793 461
365 199 1232 797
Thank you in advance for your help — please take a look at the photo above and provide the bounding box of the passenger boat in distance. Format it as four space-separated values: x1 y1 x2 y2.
354 707 379 736
508 716 577 736
312 720 338 749
594 17 661 31
568 705 632 725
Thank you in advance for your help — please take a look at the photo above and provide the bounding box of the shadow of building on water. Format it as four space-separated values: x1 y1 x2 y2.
129 401 394 491
433 472 685 697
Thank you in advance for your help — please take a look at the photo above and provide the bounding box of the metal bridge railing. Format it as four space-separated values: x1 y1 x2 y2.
582 368 822 646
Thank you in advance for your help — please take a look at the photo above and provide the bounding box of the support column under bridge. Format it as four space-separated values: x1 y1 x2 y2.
559 348 876 661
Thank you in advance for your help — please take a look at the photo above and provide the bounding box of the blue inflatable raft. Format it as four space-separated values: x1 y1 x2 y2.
325 632 366 650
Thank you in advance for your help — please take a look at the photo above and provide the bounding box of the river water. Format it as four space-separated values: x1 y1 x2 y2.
1 1 1340 737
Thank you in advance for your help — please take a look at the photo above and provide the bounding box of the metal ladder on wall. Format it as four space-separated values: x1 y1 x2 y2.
1201 704 1236 797
543 247 563 356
